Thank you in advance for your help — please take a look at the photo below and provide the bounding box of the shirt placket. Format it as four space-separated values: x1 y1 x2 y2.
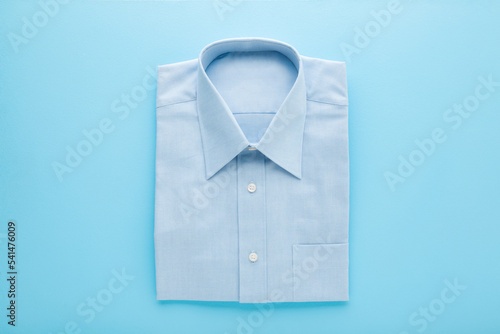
237 147 267 303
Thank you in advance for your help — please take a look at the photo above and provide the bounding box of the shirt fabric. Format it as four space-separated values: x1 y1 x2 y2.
154 37 349 303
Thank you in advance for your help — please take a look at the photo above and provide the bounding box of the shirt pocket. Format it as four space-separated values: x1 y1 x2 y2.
292 243 349 302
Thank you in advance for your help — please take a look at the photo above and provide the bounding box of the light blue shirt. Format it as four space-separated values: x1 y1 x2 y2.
154 37 349 303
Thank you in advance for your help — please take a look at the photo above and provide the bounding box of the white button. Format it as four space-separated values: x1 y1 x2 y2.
247 183 256 193
249 252 258 262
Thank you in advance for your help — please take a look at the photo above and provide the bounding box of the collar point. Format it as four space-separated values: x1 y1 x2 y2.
290 170 302 180
205 169 217 180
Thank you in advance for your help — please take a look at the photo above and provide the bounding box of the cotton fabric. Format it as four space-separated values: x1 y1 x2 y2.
154 37 349 303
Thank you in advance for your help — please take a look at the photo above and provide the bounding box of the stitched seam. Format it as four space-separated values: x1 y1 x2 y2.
233 112 277 114
307 98 348 107
157 99 347 109
156 98 197 109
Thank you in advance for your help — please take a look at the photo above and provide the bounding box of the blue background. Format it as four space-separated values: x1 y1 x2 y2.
1 0 499 333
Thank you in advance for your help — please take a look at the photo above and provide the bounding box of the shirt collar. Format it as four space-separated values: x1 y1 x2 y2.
197 37 306 180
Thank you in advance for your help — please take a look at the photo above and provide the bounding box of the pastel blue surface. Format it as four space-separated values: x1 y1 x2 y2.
0 0 499 333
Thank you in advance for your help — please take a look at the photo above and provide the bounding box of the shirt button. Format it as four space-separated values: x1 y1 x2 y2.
249 252 258 262
247 183 256 193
